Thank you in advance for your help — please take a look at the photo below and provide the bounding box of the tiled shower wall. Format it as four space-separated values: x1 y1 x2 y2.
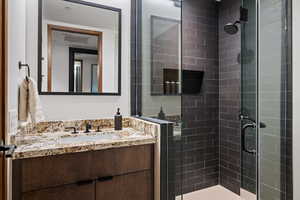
180 0 245 195
218 0 242 194
181 0 242 195
181 0 219 194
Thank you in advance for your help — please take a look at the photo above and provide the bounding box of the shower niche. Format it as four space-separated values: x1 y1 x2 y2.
182 70 204 95
152 68 204 96
163 69 180 95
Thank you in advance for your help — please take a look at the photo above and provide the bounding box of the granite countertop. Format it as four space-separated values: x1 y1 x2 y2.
12 128 156 159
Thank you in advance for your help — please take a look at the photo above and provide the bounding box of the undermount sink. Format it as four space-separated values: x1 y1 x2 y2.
58 132 122 144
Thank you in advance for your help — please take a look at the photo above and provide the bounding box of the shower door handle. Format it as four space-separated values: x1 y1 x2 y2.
241 123 256 154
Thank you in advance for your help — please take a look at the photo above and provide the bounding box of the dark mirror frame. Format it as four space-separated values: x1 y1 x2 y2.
38 0 122 96
69 48 98 92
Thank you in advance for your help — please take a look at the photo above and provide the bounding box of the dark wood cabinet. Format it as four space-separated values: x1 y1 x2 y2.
12 144 154 200
96 170 153 200
92 144 153 177
19 151 92 192
23 182 95 200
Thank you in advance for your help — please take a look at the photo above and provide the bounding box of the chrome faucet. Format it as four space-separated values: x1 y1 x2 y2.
85 123 92 133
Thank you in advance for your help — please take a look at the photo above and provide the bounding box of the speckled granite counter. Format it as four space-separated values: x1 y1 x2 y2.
12 117 158 159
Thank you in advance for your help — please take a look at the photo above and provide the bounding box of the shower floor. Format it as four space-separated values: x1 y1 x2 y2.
176 185 241 200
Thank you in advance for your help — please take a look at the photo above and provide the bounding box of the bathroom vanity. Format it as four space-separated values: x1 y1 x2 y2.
11 118 158 200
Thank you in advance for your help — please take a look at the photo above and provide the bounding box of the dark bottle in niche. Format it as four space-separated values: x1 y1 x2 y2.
165 81 171 94
176 81 180 94
171 81 176 94
114 108 122 130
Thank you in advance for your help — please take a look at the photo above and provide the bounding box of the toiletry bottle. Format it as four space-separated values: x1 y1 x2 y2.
165 81 170 94
175 82 180 94
158 106 166 120
114 108 122 130
171 81 176 94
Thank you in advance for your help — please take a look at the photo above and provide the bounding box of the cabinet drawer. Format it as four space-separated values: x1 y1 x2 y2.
23 182 94 200
14 151 92 192
92 144 153 178
96 170 153 200
12 144 154 195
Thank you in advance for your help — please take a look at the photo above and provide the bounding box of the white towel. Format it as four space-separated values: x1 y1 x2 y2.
28 78 44 123
18 78 44 123
18 79 29 122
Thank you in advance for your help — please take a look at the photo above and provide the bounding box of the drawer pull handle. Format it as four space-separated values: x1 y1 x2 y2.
77 179 94 186
98 176 113 182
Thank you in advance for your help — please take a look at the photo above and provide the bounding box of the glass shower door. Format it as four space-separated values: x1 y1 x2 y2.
241 0 292 199
240 0 258 199
258 0 292 199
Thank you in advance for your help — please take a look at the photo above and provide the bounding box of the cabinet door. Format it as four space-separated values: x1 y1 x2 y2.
22 182 94 200
96 171 153 200
15 151 92 192
92 144 153 178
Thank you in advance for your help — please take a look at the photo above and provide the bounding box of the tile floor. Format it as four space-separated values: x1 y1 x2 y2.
176 185 244 200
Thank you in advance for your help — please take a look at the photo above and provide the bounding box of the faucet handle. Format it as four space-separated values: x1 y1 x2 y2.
96 126 102 132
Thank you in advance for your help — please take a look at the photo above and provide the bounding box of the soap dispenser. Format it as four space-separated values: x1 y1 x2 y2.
158 106 166 120
114 108 122 130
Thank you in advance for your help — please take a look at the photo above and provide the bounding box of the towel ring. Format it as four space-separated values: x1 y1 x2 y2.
18 61 31 78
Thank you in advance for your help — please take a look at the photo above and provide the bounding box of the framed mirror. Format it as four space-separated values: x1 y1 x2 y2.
150 16 181 96
38 0 121 95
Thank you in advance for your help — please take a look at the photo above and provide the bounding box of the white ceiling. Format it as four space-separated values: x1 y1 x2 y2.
44 0 119 31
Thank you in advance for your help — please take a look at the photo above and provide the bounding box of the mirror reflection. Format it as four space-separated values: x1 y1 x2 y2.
39 0 121 95
151 16 181 96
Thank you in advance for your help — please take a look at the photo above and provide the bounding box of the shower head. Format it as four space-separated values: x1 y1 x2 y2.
224 21 240 35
